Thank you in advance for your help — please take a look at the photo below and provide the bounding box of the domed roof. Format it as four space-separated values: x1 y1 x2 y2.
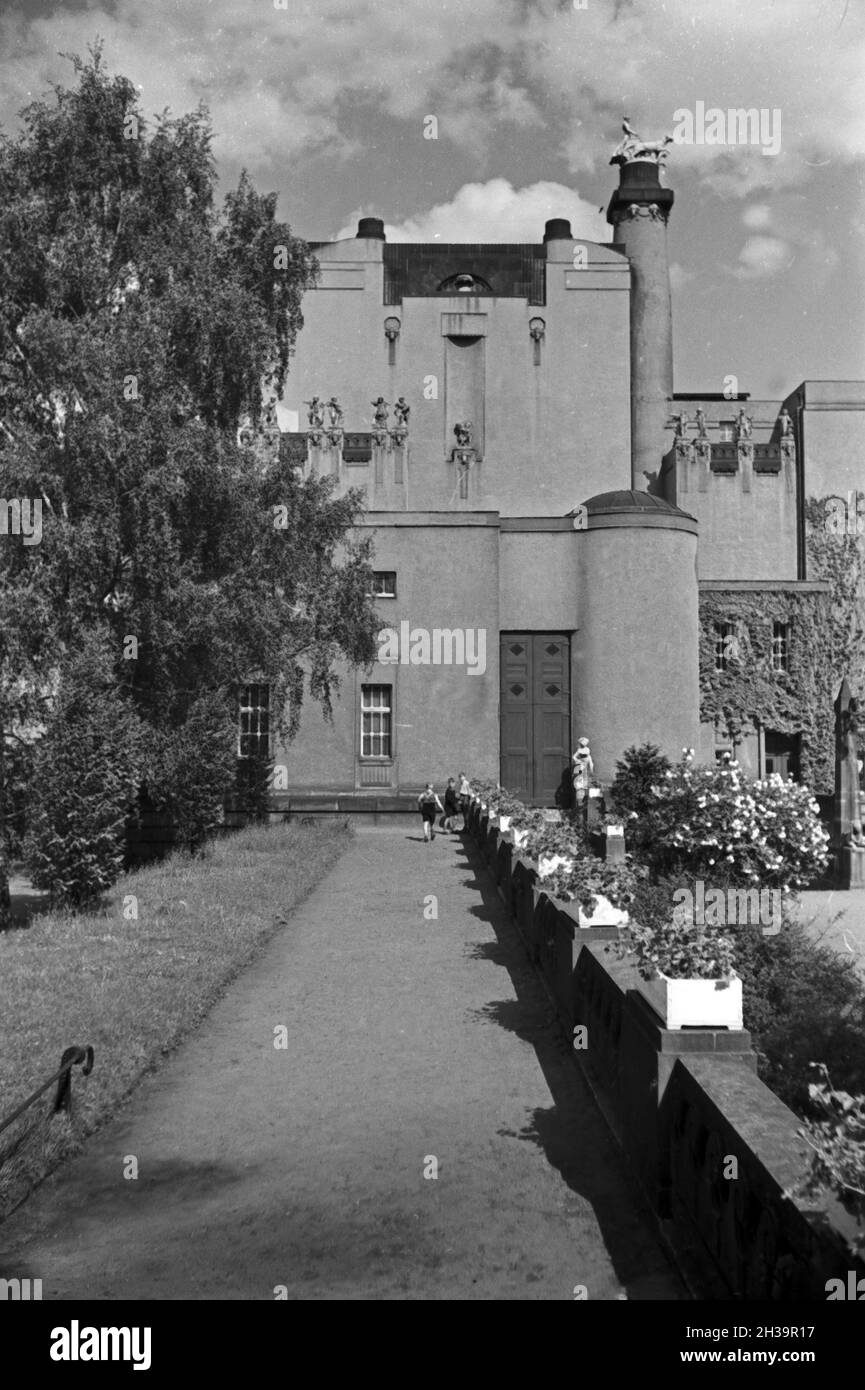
583 490 688 514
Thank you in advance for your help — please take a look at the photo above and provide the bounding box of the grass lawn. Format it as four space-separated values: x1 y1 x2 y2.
0 818 352 1221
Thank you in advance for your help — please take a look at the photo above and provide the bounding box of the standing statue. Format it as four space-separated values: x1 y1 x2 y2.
453 420 473 448
325 396 343 428
305 397 325 429
572 738 595 807
371 397 390 427
394 397 410 428
695 406 708 439
779 406 792 437
672 410 689 439
736 408 753 440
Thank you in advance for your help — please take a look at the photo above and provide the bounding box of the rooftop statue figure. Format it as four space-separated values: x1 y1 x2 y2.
611 118 674 166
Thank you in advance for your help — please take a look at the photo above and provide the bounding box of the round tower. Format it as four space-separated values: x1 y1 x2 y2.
573 491 699 784
607 159 674 490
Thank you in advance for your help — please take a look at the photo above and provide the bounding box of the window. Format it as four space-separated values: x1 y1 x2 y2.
238 684 270 758
771 621 789 673
360 684 392 759
714 621 737 672
719 422 735 442
370 571 397 598
437 272 493 294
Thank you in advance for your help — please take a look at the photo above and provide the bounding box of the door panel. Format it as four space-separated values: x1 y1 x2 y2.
500 633 571 805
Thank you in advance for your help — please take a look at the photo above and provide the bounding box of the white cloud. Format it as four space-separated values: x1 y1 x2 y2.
742 203 772 229
733 235 792 279
333 179 608 243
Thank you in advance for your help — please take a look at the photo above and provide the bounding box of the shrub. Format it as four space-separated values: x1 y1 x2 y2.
24 632 144 906
141 692 238 853
733 914 865 1116
790 1063 865 1255
610 742 671 820
637 751 829 889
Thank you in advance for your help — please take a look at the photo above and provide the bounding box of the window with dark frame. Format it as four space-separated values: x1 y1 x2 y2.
238 683 270 758
370 571 397 598
360 684 392 759
771 620 789 672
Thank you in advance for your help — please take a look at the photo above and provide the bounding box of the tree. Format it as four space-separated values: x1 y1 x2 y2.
0 46 382 918
24 628 144 906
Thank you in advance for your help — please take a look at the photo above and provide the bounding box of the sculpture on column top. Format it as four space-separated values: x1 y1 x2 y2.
610 119 674 166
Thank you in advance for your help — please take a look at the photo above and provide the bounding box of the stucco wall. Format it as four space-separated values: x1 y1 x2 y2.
573 517 700 783
280 233 631 517
272 516 500 789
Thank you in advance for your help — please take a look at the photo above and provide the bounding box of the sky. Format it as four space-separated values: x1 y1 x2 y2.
1 0 863 399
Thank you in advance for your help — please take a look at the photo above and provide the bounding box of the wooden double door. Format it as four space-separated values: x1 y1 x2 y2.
500 633 572 806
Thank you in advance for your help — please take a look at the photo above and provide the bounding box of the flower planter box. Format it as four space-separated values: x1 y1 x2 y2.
497 815 511 832
510 827 530 850
636 972 743 1031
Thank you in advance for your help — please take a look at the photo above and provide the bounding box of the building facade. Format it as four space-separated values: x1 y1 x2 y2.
244 155 864 809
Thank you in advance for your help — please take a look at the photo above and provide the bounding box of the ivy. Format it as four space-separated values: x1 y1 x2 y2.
698 497 865 795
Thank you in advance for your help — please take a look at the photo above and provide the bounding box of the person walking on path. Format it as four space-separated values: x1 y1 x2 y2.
418 783 444 842
458 772 471 827
442 778 460 833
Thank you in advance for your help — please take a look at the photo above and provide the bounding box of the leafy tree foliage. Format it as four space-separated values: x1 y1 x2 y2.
24 629 144 905
0 47 381 916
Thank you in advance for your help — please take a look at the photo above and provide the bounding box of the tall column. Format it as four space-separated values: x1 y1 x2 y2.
607 160 674 490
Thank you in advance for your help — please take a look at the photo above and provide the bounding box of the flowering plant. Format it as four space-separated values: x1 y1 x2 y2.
469 777 500 805
637 751 830 890
487 788 527 818
543 856 638 915
616 910 738 982
523 819 584 861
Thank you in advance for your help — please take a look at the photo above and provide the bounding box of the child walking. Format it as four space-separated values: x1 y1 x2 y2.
442 777 459 832
418 783 445 842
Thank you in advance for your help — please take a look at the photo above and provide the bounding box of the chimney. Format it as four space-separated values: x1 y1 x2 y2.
356 216 386 240
607 160 675 490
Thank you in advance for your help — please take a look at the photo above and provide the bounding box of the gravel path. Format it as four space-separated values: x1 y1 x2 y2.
0 827 684 1300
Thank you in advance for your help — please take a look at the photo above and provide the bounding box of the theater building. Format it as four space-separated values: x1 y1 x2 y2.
244 152 864 811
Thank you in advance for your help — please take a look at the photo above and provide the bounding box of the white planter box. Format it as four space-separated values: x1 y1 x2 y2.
511 828 529 850
537 854 575 878
637 972 743 1031
497 815 511 832
577 893 629 929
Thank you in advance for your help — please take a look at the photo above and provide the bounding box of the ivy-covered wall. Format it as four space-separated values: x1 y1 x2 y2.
698 497 865 795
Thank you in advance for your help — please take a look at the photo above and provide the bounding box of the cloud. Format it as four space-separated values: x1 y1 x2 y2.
733 235 792 279
333 179 608 243
1 0 862 200
742 203 772 230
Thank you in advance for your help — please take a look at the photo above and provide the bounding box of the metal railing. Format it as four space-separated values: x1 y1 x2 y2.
0 1046 94 1142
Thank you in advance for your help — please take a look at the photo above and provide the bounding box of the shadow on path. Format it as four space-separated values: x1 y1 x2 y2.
457 834 686 1301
